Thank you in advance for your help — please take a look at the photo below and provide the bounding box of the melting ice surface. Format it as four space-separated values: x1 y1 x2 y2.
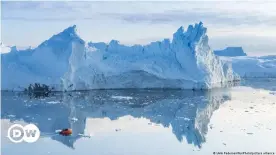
1 79 276 155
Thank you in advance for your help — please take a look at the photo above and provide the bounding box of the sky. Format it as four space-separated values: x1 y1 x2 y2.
1 1 276 56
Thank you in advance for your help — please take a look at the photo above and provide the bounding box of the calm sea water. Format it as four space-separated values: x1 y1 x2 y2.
1 79 276 155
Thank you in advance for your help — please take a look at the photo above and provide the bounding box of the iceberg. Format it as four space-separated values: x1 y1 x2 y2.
220 55 276 78
214 47 247 57
63 22 238 90
1 22 238 91
0 42 11 54
214 47 276 78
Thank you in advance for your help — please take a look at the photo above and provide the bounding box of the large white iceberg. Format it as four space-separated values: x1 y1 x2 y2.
1 22 238 91
62 22 238 90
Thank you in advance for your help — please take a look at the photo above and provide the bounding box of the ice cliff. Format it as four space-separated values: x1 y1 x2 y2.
1 25 84 90
62 22 238 90
1 22 238 91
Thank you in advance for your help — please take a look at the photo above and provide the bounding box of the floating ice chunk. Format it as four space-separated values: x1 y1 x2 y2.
111 96 133 100
71 117 78 122
46 101 61 104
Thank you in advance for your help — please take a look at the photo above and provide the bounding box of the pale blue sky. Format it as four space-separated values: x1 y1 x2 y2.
1 1 276 56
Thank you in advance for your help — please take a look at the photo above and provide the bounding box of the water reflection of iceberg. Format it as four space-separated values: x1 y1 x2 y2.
1 89 231 148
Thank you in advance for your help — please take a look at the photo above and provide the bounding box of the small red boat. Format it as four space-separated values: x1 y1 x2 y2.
59 128 72 136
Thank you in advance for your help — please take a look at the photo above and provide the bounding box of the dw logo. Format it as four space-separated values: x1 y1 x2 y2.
7 124 40 143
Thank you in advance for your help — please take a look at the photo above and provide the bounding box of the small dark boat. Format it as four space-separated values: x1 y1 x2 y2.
59 128 72 136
